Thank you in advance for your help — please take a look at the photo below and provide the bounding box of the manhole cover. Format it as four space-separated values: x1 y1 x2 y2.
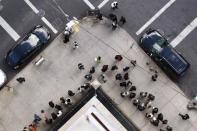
38 9 45 17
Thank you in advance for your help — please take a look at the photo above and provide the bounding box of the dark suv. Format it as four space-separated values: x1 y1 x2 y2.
5 25 50 69
139 29 189 78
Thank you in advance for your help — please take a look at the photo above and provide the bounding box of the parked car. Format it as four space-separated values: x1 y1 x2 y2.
139 29 189 79
5 25 50 69
0 69 7 89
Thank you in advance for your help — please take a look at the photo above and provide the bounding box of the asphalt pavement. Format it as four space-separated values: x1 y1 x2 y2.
0 0 197 96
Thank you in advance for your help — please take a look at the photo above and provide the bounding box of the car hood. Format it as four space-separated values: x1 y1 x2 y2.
160 47 188 74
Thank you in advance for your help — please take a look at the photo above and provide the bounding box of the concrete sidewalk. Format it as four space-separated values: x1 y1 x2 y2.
0 17 196 131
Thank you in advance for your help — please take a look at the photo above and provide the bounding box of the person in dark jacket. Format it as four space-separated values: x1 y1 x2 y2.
101 65 109 72
49 101 55 108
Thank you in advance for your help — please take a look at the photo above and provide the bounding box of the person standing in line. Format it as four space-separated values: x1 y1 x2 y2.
119 16 126 25
178 113 190 120
78 63 85 70
115 73 122 80
89 66 95 74
16 77 26 83
115 55 123 61
151 73 158 81
124 72 129 80
111 1 118 10
108 13 118 23
101 65 109 72
33 114 42 124
96 12 103 20
111 65 118 71
84 74 92 81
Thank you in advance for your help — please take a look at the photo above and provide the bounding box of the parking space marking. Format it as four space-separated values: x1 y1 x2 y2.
41 17 58 34
83 0 95 9
0 16 20 41
136 0 176 35
98 0 110 9
24 0 58 34
24 0 39 14
170 17 197 47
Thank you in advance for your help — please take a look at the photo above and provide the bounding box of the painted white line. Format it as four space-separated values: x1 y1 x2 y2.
24 0 39 14
170 17 197 47
83 0 95 10
24 0 58 34
98 0 109 9
0 16 20 41
41 17 58 34
136 0 176 35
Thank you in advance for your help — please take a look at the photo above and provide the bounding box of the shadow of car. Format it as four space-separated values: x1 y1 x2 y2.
5 25 50 69
139 29 190 79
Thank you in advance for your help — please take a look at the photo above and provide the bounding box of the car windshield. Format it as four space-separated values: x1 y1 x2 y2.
151 36 167 54
33 28 48 43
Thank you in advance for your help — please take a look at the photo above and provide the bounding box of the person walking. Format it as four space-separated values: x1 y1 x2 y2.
55 104 63 111
124 72 129 80
73 41 79 49
101 65 109 72
179 113 190 120
111 65 118 71
95 56 102 64
78 63 85 70
111 1 118 10
119 16 126 25
89 66 95 74
115 55 123 61
16 77 25 83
